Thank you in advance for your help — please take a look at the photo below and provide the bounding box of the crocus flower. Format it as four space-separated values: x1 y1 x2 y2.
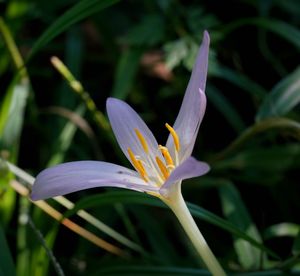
31 31 210 202
31 31 226 276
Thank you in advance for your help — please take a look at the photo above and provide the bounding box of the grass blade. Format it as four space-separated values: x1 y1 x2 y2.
65 190 278 259
219 182 263 269
256 66 300 120
28 0 119 59
0 224 16 276
5 161 143 253
112 48 143 100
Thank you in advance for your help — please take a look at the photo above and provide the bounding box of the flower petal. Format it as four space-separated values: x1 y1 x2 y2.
160 156 210 192
106 98 163 175
31 161 158 200
166 31 209 162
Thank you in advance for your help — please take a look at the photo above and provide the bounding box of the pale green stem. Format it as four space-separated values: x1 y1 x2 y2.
50 56 110 130
4 160 143 253
0 17 28 80
213 117 300 162
162 189 226 276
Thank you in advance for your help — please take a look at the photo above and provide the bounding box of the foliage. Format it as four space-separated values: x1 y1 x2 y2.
0 0 299 275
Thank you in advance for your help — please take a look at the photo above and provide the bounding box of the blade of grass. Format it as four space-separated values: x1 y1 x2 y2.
64 190 279 259
0 223 16 276
0 17 26 76
219 182 263 269
28 217 65 276
212 118 300 161
43 106 103 160
28 0 120 59
16 196 30 276
98 265 297 275
256 66 300 120
0 16 30 160
264 223 299 240
51 56 110 130
211 65 267 100
99 266 210 275
112 48 143 100
46 105 85 167
4 161 143 253
10 180 125 257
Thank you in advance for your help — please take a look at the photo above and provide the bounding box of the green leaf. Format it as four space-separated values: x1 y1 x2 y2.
130 207 179 265
256 66 300 120
28 0 119 59
164 38 198 71
98 266 210 275
219 182 263 269
215 144 300 172
97 265 296 275
264 223 299 240
64 191 278 259
211 65 267 100
112 48 143 100
0 77 29 152
0 224 16 276
46 105 85 167
292 231 300 255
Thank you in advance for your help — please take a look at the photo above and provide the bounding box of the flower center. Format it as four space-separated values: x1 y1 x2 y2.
127 124 180 185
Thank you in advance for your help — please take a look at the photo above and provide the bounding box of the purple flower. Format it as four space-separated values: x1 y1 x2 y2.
31 31 210 201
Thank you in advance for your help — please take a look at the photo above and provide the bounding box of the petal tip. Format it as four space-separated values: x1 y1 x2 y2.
106 97 117 108
203 30 210 45
30 187 41 201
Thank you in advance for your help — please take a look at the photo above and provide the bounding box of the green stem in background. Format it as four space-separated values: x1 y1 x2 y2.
162 187 227 276
0 17 27 79
50 56 110 131
212 117 300 162
16 196 30 276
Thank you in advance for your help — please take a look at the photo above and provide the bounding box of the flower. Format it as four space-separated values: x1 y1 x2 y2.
31 31 210 202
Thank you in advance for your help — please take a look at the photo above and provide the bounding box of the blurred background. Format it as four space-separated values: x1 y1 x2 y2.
0 0 300 275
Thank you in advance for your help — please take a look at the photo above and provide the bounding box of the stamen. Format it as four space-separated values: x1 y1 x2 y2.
137 160 147 176
158 145 174 167
134 128 149 153
165 123 180 152
155 156 169 180
127 148 148 182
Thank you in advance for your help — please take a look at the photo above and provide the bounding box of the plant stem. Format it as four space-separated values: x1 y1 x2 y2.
212 117 300 162
164 191 226 276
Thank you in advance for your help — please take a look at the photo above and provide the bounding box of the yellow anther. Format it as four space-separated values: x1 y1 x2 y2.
134 128 149 153
127 148 148 182
137 160 147 176
155 156 169 180
158 145 174 167
165 123 180 152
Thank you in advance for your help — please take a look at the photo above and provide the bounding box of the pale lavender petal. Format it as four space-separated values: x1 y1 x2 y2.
106 98 163 175
31 161 158 200
166 31 209 162
160 156 210 191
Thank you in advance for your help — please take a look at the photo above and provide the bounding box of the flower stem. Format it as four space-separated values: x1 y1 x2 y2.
164 191 226 276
